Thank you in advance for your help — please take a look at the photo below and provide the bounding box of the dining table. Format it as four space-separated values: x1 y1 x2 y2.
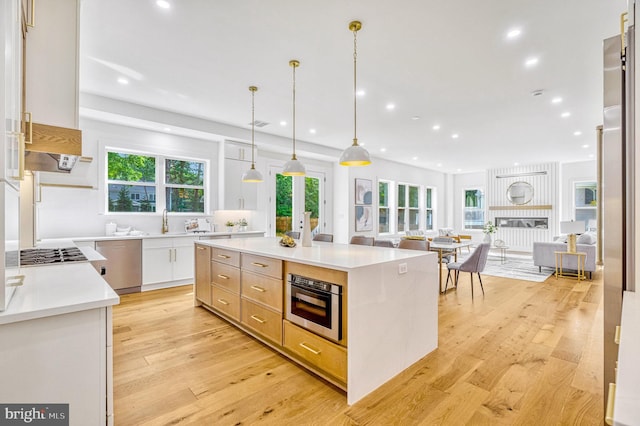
429 240 474 293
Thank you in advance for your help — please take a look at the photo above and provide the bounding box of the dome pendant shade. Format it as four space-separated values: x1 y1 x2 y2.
282 155 306 176
242 85 263 182
339 138 371 166
242 164 264 182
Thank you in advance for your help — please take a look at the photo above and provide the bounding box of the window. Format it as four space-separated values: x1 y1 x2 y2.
165 159 205 212
425 187 434 230
107 152 156 212
106 151 206 213
463 188 485 229
397 183 419 232
378 181 390 233
575 181 597 230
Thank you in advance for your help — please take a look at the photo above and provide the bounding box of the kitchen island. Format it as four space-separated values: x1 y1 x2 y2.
0 263 119 425
194 237 438 404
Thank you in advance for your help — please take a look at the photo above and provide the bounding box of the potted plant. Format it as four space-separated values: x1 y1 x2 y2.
225 220 235 232
483 221 497 244
237 218 248 232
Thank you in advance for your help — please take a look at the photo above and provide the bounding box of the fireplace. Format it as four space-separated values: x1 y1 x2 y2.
495 217 548 229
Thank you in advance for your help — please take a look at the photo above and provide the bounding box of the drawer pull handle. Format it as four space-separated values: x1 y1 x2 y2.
6 275 25 287
251 262 268 268
217 298 229 306
605 382 616 425
614 325 621 344
250 285 266 292
217 254 231 259
217 274 229 280
299 342 321 355
197 247 206 251
250 315 266 324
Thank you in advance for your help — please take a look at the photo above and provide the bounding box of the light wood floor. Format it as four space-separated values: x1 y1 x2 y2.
113 268 603 425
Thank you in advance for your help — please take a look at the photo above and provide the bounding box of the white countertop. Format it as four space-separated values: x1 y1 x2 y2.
0 262 119 325
197 237 433 271
614 291 640 425
52 230 265 243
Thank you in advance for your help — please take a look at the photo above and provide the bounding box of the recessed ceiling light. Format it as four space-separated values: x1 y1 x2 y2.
411 116 420 121
582 144 590 148
451 133 459 139
589 154 595 158
156 0 170 9
561 112 571 118
386 103 395 110
412 156 418 160
432 124 440 131
506 28 522 39
551 97 563 104
279 121 287 126
356 89 366 96
437 163 442 167
117 77 129 85
309 129 316 134
525 57 539 67
574 130 582 136
514 162 520 166
456 168 462 172
163 127 171 132
380 148 386 152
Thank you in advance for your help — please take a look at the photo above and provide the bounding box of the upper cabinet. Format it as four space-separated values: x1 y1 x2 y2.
22 0 82 168
222 141 258 210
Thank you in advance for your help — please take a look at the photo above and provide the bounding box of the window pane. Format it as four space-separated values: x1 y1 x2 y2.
276 174 293 236
108 184 156 212
575 182 597 208
165 159 204 186
166 188 204 212
398 184 406 207
397 208 406 231
409 209 419 230
426 188 432 209
108 152 156 183
379 208 389 233
305 177 320 232
426 210 433 230
409 186 419 208
379 182 388 207
464 189 484 229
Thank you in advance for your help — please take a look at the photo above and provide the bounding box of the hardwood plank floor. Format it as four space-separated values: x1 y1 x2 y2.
113 268 603 425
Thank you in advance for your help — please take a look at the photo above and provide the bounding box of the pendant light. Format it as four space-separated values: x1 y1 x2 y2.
282 59 306 176
242 85 264 182
339 20 371 166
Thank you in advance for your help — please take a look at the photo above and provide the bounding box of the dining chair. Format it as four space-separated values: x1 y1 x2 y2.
313 233 334 242
397 239 428 251
444 243 490 298
373 239 394 248
285 231 300 239
431 236 455 263
350 236 374 246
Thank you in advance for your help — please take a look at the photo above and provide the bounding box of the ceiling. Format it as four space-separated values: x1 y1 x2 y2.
79 0 627 173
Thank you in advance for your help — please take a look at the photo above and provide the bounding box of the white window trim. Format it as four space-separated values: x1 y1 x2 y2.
462 187 485 231
378 179 393 236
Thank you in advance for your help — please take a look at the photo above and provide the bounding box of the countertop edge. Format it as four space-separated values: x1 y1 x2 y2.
47 230 266 243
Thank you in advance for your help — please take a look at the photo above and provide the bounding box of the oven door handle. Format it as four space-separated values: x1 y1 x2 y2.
299 342 321 355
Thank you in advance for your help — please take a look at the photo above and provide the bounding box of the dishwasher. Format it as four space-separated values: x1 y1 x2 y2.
95 239 142 294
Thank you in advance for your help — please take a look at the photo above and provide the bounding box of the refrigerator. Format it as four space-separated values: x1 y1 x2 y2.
602 27 636 411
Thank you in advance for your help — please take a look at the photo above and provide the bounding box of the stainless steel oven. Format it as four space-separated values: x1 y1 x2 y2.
285 273 342 342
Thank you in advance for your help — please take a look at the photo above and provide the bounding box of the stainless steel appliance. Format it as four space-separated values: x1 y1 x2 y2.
95 239 142 295
19 247 88 266
602 26 636 410
285 273 342 342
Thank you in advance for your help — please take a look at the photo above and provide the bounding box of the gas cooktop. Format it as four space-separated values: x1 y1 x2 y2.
20 247 88 266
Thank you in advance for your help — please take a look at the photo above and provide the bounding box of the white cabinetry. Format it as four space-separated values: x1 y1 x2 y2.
222 142 257 210
24 0 79 128
2 0 22 183
143 236 197 287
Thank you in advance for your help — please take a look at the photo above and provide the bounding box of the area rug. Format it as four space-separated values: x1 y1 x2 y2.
453 251 553 282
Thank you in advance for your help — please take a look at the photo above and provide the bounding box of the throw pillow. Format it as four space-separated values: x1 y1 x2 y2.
577 232 596 245
554 235 568 243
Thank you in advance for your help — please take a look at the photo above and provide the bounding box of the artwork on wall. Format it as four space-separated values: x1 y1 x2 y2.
355 205 373 231
355 178 372 205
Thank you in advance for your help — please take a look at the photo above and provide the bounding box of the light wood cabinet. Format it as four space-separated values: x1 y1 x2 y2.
241 270 283 312
211 247 240 267
241 253 282 279
211 286 240 321
283 320 347 383
208 246 241 321
194 245 210 305
241 298 282 344
211 262 240 293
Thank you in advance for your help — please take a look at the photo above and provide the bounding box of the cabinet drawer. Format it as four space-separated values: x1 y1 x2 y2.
241 299 282 344
211 262 240 293
212 248 240 267
211 286 240 321
241 253 282 279
283 321 347 383
241 271 283 312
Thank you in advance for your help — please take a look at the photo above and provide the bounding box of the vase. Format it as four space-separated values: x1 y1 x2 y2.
483 233 492 245
301 212 312 247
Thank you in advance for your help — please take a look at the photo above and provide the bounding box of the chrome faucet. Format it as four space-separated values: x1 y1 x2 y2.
162 209 169 234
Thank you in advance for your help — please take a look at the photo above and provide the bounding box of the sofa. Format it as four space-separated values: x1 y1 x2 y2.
533 232 597 279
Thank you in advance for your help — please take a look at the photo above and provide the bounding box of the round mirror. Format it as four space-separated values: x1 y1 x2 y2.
506 181 534 205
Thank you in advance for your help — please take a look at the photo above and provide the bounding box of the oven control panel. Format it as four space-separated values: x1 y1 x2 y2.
288 274 341 295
